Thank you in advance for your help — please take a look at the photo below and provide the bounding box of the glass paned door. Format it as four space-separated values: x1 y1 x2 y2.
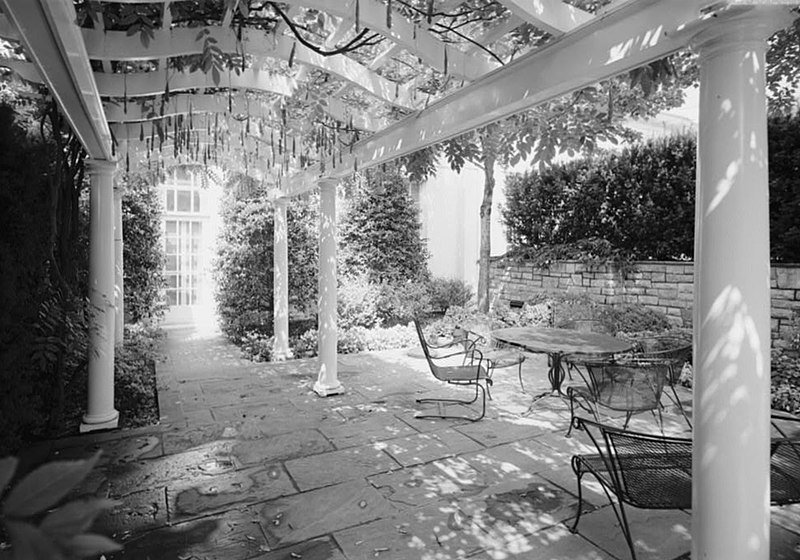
164 219 203 306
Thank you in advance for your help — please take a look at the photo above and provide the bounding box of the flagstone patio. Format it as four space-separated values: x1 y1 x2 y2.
25 320 800 560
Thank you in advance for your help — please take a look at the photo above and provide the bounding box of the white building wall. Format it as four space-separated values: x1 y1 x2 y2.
416 162 509 292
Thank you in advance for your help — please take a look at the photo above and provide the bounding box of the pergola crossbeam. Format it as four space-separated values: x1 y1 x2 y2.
82 26 418 109
282 0 710 195
500 0 594 36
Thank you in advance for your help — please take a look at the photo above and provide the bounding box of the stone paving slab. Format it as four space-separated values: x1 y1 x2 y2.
167 463 297 523
228 429 333 465
455 476 583 544
368 456 488 511
318 409 419 449
258 479 398 549
575 506 692 560
333 501 487 560
284 444 400 491
251 536 347 560
379 428 484 467
110 440 239 497
453 415 551 448
96 486 167 538
468 523 615 560
111 505 268 560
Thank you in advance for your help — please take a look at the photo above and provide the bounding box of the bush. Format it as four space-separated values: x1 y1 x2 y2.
121 172 166 323
240 331 275 362
428 277 474 314
377 280 431 326
338 275 382 330
503 119 800 263
114 324 161 428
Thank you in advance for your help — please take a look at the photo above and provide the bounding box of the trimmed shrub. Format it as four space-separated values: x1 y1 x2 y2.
428 277 474 314
339 168 429 284
338 274 382 330
377 280 431 326
503 118 800 263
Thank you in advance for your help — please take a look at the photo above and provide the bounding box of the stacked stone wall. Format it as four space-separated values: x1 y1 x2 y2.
489 259 800 347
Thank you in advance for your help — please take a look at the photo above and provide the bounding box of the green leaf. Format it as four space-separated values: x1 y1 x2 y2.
2 451 101 518
0 457 18 499
5 521 64 560
63 534 122 557
40 498 119 542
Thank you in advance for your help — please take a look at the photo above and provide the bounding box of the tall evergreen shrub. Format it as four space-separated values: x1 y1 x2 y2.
769 114 800 262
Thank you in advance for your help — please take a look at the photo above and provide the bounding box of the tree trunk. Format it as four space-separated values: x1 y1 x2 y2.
477 127 497 313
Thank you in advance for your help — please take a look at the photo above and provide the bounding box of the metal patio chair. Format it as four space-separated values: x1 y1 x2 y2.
627 335 693 428
413 318 492 422
565 358 672 436
452 326 526 397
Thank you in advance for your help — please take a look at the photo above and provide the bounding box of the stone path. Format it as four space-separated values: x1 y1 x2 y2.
25 321 800 560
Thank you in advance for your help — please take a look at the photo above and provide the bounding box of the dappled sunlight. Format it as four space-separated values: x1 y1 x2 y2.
698 285 766 430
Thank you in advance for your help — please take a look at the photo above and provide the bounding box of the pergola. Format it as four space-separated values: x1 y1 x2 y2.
0 1 796 558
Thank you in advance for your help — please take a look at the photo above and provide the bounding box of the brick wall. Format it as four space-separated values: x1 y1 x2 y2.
489 259 800 347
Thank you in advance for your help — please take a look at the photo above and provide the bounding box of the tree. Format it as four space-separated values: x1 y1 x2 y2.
339 167 429 284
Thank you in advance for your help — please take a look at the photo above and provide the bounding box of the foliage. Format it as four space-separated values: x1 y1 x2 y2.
113 324 161 428
239 331 275 363
339 168 429 285
337 274 382 331
767 114 800 262
0 452 120 560
504 119 800 264
428 277 474 314
214 186 318 342
502 133 697 263
121 172 166 323
377 280 432 326
293 324 417 357
596 304 672 335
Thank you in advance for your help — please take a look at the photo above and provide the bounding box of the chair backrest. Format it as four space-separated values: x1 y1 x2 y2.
584 359 671 413
630 336 692 382
413 318 447 381
576 417 693 509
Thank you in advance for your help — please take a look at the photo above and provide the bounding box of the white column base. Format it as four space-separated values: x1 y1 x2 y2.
271 350 294 362
313 380 345 397
80 409 120 433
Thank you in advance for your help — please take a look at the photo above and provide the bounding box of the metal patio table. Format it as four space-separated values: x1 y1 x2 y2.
491 326 635 398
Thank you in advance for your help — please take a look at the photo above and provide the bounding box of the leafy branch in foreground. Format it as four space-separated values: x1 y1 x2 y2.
0 451 120 560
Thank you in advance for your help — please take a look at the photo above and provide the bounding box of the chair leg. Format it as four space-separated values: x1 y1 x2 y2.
416 381 487 422
517 360 525 393
668 383 693 429
569 458 586 532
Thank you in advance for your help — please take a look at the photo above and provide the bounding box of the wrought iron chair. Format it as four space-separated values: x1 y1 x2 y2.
413 319 492 422
627 335 693 428
452 326 526 397
565 358 672 436
570 414 800 560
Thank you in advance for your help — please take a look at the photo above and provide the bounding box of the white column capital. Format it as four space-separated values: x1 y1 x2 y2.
85 158 118 177
690 6 793 58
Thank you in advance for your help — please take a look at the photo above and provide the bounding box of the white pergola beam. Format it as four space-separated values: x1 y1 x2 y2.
283 0 708 195
102 91 388 133
82 26 417 109
110 0 496 79
0 1 112 159
500 0 593 36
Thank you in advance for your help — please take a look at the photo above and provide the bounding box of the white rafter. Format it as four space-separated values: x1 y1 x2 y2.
500 0 593 35
81 26 418 109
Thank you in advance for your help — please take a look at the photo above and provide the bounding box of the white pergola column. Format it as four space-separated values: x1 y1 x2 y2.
273 198 291 361
691 9 787 559
314 179 344 397
114 180 124 345
82 158 120 432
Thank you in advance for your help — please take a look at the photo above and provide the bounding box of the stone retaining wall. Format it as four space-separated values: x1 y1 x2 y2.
489 259 800 347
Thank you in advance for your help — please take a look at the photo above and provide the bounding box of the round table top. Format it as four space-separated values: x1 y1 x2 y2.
491 326 634 356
